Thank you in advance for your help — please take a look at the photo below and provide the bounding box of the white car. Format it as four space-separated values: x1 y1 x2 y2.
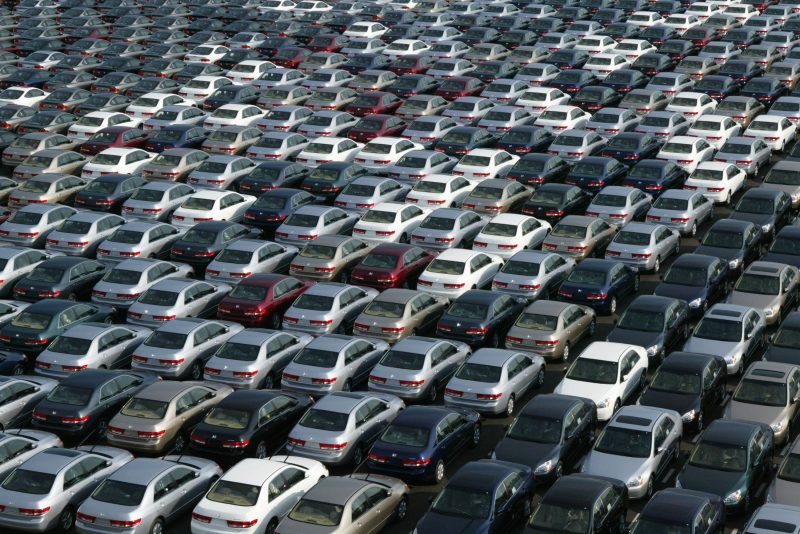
295 137 363 167
246 132 309 161
534 105 591 132
725 4 758 23
405 174 476 207
684 161 747 204
204 104 266 130
516 87 571 116
81 148 155 179
743 115 798 151
0 86 48 107
534 32 579 52
442 96 496 124
343 21 388 39
178 75 234 103
452 148 519 182
190 457 328 534
67 111 136 142
170 190 256 227
554 341 649 421
352 202 430 243
686 114 742 148
655 136 716 173
472 213 551 259
125 92 190 120
142 105 208 131
628 11 664 28
226 60 276 85
417 248 503 298
300 68 354 90
613 39 658 61
383 38 431 58
422 39 470 58
644 73 695 97
666 91 718 120
583 54 630 80
184 44 229 64
333 177 410 213
574 35 617 54
662 13 702 34
686 1 723 20
547 129 608 161
352 136 423 171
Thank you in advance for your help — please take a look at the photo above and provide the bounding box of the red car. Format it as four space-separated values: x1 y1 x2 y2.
435 76 486 100
270 47 313 68
347 113 407 143
387 55 437 75
349 243 437 290
345 91 403 117
307 34 348 53
216 274 314 327
78 126 150 155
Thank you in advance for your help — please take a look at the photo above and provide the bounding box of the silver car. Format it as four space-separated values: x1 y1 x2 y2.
2 133 76 167
75 456 222 534
0 446 133 533
140 148 209 181
121 182 195 222
396 95 450 122
205 239 297 284
130 318 244 380
274 205 359 247
401 116 458 148
282 282 377 336
11 150 86 182
91 259 194 310
385 149 457 183
34 324 150 379
586 186 653 226
367 336 470 402
245 132 309 161
726 261 800 325
605 222 681 272
257 85 313 110
44 212 126 258
285 391 405 466
0 430 61 480
0 300 29 328
296 111 358 138
683 303 767 375
333 177 409 212
204 329 313 389
767 436 800 505
0 204 77 248
444 348 546 416
542 215 618 261
96 221 185 265
491 250 575 300
442 97 496 125
410 208 486 250
281 335 389 395
581 405 682 499
0 248 58 297
126 278 232 328
645 189 714 237
0 376 57 429
713 136 772 176
257 105 313 132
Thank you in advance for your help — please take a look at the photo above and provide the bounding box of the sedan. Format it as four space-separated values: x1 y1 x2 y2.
205 239 296 284
274 205 359 248
542 216 618 261
604 222 680 272
714 137 772 177
97 221 185 265
126 278 232 328
13 257 106 303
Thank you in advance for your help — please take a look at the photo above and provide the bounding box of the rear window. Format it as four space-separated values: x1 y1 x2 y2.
206 480 261 507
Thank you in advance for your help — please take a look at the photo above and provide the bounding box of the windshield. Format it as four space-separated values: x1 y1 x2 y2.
689 441 747 471
595 426 651 457
694 317 741 342
733 378 787 406
735 273 780 295
120 397 168 419
46 385 92 406
567 358 617 384
299 408 348 431
766 168 800 185
431 486 492 519
91 480 146 506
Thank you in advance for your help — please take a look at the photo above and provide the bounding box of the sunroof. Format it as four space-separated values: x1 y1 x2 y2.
750 265 779 274
710 309 741 318
752 369 785 379
42 449 81 457
752 519 797 533
615 415 651 427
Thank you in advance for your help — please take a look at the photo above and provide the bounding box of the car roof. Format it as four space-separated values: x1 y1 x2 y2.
448 460 520 491
628 295 677 312
672 253 717 268
544 474 617 506
709 218 753 231
454 289 503 305
609 405 665 430
154 317 208 333
218 389 288 410
641 488 711 523
302 476 370 505
706 303 752 320
136 380 198 401
374 288 419 304
743 361 796 383
107 458 177 484
702 419 761 446
304 282 350 298
61 368 129 388
662 351 721 373
574 258 616 272
467 348 522 366
24 448 86 474
579 341 638 362
40 256 92 269
520 393 585 417
314 391 376 413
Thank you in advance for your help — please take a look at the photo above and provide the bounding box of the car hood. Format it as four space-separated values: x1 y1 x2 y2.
638 388 699 415
581 450 644 484
728 212 773 227
678 464 745 498
726 292 779 311
606 328 663 349
493 437 560 470
728 400 784 428
416 512 490 534
693 245 742 262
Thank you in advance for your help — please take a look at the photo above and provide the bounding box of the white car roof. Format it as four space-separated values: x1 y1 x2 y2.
578 341 641 362
434 248 484 262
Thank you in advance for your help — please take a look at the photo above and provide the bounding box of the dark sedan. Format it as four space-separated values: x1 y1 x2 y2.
436 290 526 348
729 188 792 241
628 489 725 534
607 295 690 364
494 127 553 157
624 159 688 196
13 257 107 302
347 114 407 144
631 53 678 76
507 154 571 188
387 74 439 99
557 258 639 315
521 183 593 223
654 253 731 318
694 75 743 99
243 188 316 235
601 69 649 94
601 132 662 163
300 162 369 203
719 60 764 83
239 162 311 195
217 274 313 328
764 311 800 365
765 226 800 269
564 157 628 193
739 76 790 106
571 87 622 113
170 221 254 268
350 243 436 290
548 70 598 95
73 173 148 213
544 49 590 71
433 126 498 157
144 125 207 152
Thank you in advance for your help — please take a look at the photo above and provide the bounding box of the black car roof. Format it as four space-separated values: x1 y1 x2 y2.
60 368 126 388
544 474 618 507
453 289 504 306
216 389 292 410
41 256 95 269
575 258 617 273
640 489 710 523
520 393 585 418
262 187 305 199
661 352 722 373
449 460 522 491
627 295 677 312
671 253 718 268
702 419 761 446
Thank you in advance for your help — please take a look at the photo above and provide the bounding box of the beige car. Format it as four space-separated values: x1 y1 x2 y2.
505 300 596 362
727 261 800 325
11 148 87 180
289 235 376 283
276 474 409 534
459 178 533 215
352 288 449 343
105 380 233 454
7 172 87 208
726 361 800 445
542 215 618 260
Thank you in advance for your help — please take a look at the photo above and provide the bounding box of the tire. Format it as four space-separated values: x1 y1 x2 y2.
554 461 564 479
608 297 617 315
505 394 516 417
150 518 164 534
561 342 570 362
490 330 500 348
588 318 596 337
645 478 653 499
255 440 268 459
653 256 661 273
696 410 704 432
262 373 275 390
342 379 352 392
103 316 112 324
173 433 185 453
535 368 545 388
394 496 409 522
690 221 697 237
471 424 481 448
433 459 445 483
265 518 279 534
613 398 621 415
339 270 348 284
11 365 23 376
188 360 202 381
427 381 438 403
352 445 364 466
59 506 75 532
268 312 281 330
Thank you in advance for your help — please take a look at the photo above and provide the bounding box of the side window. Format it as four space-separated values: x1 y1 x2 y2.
268 467 305 500
99 379 122 402
350 490 371 521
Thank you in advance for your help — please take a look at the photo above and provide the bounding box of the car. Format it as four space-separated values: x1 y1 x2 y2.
81 147 154 180
444 348 545 416
627 488 725 533
0 429 62 480
606 219 680 270
2 133 77 168
126 278 232 328
0 204 77 249
205 239 297 285
93 220 184 265
503 299 594 363
521 183 594 224
677 419 773 513
655 136 716 174
470 214 550 260
729 188 792 241
13 256 107 303
546 130 607 163
201 125 262 156
276 473 409 532
170 190 255 230
284 281 377 335
415 459 534 533
686 115 742 150
435 290 526 348
600 132 661 163
506 154 571 189
743 115 798 151
635 110 691 139
564 157 628 193
653 253 730 319
526 474 628 534
542 215 618 261
713 137 771 177
274 205 359 248
91 258 193 310
685 162 747 206
68 112 137 144
608 295 690 364
288 235 373 284
727 261 799 325
0 248 56 298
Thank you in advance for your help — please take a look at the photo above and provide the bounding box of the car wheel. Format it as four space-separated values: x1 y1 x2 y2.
490 329 500 348
11 365 23 376
633 275 640 292
434 459 445 483
173 433 186 453
262 373 275 389
189 360 202 381
645 478 653 499
536 368 545 388
352 445 364 466
690 221 697 237
265 518 279 534
608 297 617 315
268 312 281 329
103 316 113 324
471 424 481 448
696 410 704 432
59 506 75 532
400 232 408 243
505 394 516 417
561 342 570 362
339 270 348 284
588 318 596 337
613 398 621 414
726 192 732 205
653 256 660 273
150 518 164 534
394 496 409 522
96 418 108 440
342 379 352 392
255 440 268 459
427 381 438 403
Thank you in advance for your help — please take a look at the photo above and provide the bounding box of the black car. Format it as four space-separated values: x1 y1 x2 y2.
13 257 107 303
507 154 572 188
600 23 641 41
494 126 553 157
571 86 622 113
473 60 519 83
686 27 721 47
544 49 590 71
238 161 311 195
433 126 497 157
600 69 649 94
764 311 800 364
244 188 316 236
203 84 260 112
739 76 789 105
0 68 51 89
624 159 687 196
607 295 690 364
640 351 727 432
73 174 148 213
526 474 628 533
693 75 743 99
386 74 439 99
188 389 313 460
601 132 662 163
30 370 159 441
457 26 501 46
144 125 208 152
565 157 628 192
631 53 678 76
694 219 764 277
628 488 725 533
659 39 700 61
436 290 526 348
173 63 225 85
764 226 800 269
342 53 392 75
676 419 773 514
548 70 599 95
74 93 131 117
493 394 596 483
530 17 567 37
654 253 730 318
299 162 369 202
722 28 762 49
718 59 764 83
522 183 592 223
729 188 792 241
170 221 255 268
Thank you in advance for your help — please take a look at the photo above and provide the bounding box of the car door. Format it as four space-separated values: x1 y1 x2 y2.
63 455 108 505
619 351 639 401
434 413 461 463
152 468 187 521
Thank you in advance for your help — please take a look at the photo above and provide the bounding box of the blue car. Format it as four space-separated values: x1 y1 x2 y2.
415 460 534 534
557 258 639 315
628 488 725 533
506 154 572 188
494 126 554 157
243 188 317 235
238 161 311 195
564 156 628 193
366 405 481 483
622 159 687 197
654 253 730 319
144 124 208 152
600 132 662 163
738 76 789 106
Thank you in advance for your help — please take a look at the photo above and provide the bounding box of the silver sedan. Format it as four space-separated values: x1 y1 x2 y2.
605 222 681 272
282 282 378 336
126 278 232 328
491 250 575 301
0 430 61 480
121 182 195 222
714 136 772 177
204 329 313 390
205 239 297 284
410 208 487 250
96 221 185 265
586 186 653 226
645 189 715 237
0 376 57 429
0 204 77 248
44 212 127 258
0 248 71 297
274 205 359 247
91 259 194 310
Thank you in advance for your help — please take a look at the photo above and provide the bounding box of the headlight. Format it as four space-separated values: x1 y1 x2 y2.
688 298 702 308
597 397 610 408
535 460 556 475
646 345 659 356
772 422 785 433
729 258 741 269
762 223 772 233
724 489 744 505
682 410 696 422
627 475 645 488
